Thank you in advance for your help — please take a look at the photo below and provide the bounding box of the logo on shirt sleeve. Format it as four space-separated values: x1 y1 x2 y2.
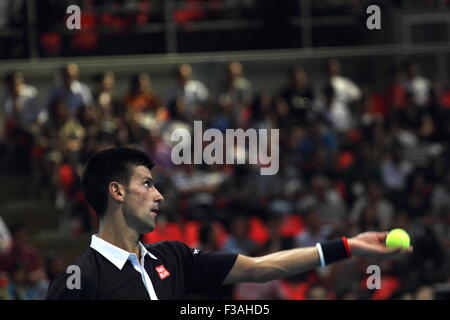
155 265 170 280
193 248 200 254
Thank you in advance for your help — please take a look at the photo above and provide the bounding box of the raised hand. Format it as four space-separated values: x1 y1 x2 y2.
348 231 413 259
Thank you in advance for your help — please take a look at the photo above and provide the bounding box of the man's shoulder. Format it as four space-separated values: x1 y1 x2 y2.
47 248 99 300
145 240 190 251
77 247 102 269
46 248 100 300
53 248 100 281
145 240 193 258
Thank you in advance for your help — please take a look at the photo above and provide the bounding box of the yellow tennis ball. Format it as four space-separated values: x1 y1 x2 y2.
386 228 410 249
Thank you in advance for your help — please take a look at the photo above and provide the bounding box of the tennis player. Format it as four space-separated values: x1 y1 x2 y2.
46 147 412 300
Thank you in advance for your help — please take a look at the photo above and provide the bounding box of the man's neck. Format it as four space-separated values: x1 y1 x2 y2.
97 220 141 257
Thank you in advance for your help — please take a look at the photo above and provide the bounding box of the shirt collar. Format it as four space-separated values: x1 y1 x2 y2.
138 241 158 261
90 235 157 270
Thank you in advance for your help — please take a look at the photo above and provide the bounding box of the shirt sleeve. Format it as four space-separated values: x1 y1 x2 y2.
173 242 238 294
46 271 86 300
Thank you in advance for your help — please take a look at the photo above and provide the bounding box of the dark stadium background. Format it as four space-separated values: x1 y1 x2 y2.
0 0 449 300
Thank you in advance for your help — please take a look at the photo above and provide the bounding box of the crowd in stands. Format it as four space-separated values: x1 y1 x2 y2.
0 58 450 300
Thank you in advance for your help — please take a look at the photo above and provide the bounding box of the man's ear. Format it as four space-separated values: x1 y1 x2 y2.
109 182 126 202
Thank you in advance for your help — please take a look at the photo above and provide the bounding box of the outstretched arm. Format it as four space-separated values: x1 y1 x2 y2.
223 232 412 285
223 246 320 284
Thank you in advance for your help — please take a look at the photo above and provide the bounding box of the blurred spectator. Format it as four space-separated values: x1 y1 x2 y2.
322 82 354 133
0 271 12 300
48 63 93 115
171 163 229 220
295 206 333 248
1 71 46 134
279 66 316 127
350 181 394 231
272 96 291 135
38 97 86 190
403 60 431 109
165 64 209 121
259 211 294 254
7 262 48 300
1 71 43 173
380 148 414 192
405 171 432 218
0 216 12 254
327 58 362 104
296 120 338 180
297 175 347 226
248 92 275 130
339 142 381 189
44 253 66 283
119 73 163 147
0 223 49 300
355 205 381 233
431 172 450 214
385 64 407 112
324 58 361 132
42 98 86 149
94 71 117 114
405 216 445 286
0 224 44 275
218 61 253 127
8 263 35 300
123 73 161 113
91 71 123 145
223 215 258 255
197 221 222 251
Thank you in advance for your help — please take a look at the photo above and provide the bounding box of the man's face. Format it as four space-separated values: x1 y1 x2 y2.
122 165 164 234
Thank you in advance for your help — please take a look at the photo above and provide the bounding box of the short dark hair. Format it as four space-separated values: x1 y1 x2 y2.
81 147 155 217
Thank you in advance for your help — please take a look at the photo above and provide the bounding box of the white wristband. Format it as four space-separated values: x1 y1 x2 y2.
316 243 326 267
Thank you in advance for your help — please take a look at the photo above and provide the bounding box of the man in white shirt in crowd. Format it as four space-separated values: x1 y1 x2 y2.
1 71 47 134
165 64 209 122
403 60 431 108
48 63 93 115
323 58 362 133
